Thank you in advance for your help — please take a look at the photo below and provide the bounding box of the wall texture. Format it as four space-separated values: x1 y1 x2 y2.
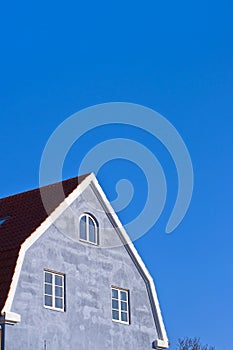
5 185 158 350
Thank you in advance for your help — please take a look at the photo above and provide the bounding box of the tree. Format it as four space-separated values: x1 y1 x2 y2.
176 337 215 350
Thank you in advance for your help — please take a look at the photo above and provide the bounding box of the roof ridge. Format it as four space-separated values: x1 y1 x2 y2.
0 173 91 201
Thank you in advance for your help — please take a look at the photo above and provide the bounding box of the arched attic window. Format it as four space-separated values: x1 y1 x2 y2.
79 213 99 245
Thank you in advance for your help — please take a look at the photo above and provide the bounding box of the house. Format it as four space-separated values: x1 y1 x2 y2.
0 173 169 350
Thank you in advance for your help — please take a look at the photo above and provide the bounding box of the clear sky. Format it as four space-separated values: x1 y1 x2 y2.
0 1 232 349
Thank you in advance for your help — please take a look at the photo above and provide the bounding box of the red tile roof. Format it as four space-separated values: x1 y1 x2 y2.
0 174 89 312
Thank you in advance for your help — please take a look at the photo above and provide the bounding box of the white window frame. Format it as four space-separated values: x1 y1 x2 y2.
44 270 65 312
111 286 130 325
79 213 99 245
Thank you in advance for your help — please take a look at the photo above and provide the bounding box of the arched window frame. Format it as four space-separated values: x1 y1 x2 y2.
79 213 99 245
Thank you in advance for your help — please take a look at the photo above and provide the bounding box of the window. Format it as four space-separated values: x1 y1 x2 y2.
0 216 10 226
79 213 98 245
111 287 129 324
44 270 65 312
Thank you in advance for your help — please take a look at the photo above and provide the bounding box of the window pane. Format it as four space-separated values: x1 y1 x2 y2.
80 216 87 240
89 217 96 243
55 275 62 286
112 310 119 320
44 271 65 311
45 272 52 283
112 289 118 299
120 291 127 301
121 312 128 322
55 297 63 309
45 283 52 295
121 301 127 311
55 286 63 297
112 299 119 310
45 295 52 307
112 288 129 323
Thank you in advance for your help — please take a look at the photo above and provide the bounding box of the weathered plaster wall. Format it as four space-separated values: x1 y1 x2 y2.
5 185 158 350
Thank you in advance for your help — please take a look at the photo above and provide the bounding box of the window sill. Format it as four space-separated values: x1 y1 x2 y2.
112 319 129 325
43 305 65 313
79 238 99 246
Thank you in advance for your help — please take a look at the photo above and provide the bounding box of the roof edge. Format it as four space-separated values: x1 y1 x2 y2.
1 173 94 314
153 339 170 349
90 176 169 344
0 311 21 324
0 174 90 201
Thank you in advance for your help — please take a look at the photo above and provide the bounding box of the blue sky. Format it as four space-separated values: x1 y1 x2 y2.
0 1 233 349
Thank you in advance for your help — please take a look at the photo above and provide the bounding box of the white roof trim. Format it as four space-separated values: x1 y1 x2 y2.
0 311 21 324
153 339 170 349
1 173 93 315
91 176 169 346
1 173 169 347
